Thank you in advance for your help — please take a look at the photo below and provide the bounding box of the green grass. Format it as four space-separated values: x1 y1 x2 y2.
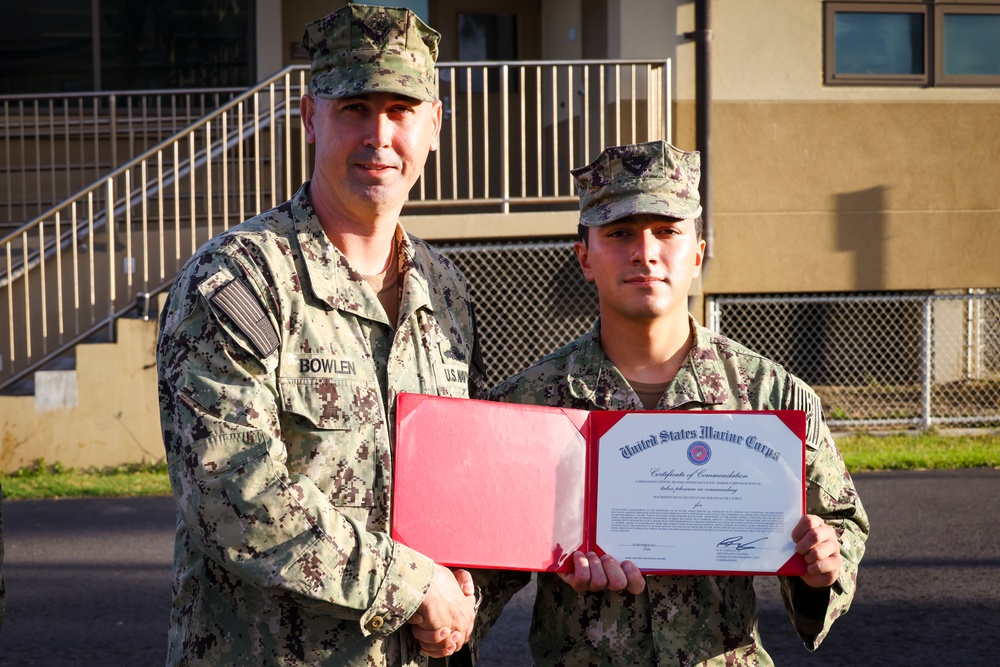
1 460 172 500
1 432 998 500
836 430 1000 471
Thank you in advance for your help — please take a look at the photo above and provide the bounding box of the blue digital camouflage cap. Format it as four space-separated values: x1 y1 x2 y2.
571 140 702 226
301 4 440 102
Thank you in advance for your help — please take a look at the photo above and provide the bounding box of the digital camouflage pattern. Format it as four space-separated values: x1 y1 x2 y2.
572 140 702 227
302 4 440 103
157 182 482 666
476 318 869 667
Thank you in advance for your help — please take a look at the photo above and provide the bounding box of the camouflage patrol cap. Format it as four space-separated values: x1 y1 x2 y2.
301 4 440 102
572 140 702 226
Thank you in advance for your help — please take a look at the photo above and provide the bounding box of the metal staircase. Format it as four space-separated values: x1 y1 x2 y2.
0 60 671 392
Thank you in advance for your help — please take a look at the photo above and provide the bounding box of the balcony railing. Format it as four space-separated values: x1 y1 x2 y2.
1 88 243 229
0 59 670 391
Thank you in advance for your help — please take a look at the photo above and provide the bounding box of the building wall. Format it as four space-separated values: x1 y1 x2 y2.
679 0 1000 317
4 0 997 471
0 319 161 473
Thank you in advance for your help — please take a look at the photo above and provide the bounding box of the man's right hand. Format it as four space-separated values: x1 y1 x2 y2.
408 565 476 658
559 550 646 595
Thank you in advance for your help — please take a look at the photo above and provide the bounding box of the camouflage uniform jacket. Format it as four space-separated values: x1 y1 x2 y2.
479 318 869 667
157 182 482 666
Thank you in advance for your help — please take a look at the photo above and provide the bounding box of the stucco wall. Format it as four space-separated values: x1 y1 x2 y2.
679 0 1000 297
0 318 162 473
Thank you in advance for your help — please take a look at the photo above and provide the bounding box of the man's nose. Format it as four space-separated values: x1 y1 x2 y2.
364 113 392 148
630 230 658 264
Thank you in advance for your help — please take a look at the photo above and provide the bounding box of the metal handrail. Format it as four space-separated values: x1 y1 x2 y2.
0 59 671 391
1 87 245 227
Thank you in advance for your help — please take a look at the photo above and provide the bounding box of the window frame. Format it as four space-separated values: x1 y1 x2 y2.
824 2 931 86
824 1 1000 87
934 3 1000 86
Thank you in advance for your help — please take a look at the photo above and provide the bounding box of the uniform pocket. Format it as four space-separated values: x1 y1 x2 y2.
277 377 383 508
279 377 382 429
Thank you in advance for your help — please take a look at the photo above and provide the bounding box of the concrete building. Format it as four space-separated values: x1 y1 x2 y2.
1 0 998 471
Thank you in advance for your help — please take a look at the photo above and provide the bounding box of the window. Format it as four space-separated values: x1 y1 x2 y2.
936 5 1000 84
456 13 518 92
825 1 1000 86
0 0 253 95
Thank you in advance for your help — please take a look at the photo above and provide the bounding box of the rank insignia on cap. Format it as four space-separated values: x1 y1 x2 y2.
360 12 392 45
622 149 653 177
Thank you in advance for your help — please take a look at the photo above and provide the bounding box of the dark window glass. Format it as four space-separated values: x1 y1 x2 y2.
0 0 252 94
943 13 1000 76
457 13 517 92
100 0 252 90
834 11 924 75
0 1 94 94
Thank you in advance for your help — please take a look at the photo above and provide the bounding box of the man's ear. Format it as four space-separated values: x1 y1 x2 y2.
301 94 317 144
429 99 443 152
574 238 595 283
692 238 707 278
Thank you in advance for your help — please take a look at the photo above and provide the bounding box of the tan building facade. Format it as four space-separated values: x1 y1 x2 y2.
2 0 998 471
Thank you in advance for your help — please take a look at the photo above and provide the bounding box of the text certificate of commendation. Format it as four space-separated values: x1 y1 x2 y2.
588 411 806 575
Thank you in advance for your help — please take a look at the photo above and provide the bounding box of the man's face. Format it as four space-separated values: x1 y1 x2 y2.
301 92 442 218
574 214 706 324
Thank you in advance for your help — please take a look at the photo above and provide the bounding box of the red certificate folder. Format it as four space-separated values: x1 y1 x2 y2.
391 393 807 576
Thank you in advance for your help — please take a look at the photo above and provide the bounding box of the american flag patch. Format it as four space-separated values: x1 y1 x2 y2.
210 279 279 358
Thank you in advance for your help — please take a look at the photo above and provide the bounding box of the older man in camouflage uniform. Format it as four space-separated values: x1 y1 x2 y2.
478 141 869 665
157 5 482 666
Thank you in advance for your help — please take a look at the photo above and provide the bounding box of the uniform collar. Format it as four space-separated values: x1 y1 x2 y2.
292 183 434 323
565 316 732 409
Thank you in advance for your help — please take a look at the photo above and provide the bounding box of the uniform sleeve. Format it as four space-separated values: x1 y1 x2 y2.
779 376 870 649
157 250 435 637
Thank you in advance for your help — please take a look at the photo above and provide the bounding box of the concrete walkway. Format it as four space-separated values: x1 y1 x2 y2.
1 469 999 666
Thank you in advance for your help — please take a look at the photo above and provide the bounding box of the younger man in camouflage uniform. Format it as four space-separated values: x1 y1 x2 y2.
480 141 869 665
157 5 481 665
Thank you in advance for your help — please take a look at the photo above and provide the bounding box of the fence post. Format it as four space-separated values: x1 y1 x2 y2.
921 296 933 429
110 94 118 170
707 296 719 332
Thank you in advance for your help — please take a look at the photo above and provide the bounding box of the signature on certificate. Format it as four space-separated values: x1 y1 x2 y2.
716 536 768 551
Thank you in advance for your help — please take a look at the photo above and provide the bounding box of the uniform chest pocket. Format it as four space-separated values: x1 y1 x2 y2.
278 377 383 508
279 377 382 429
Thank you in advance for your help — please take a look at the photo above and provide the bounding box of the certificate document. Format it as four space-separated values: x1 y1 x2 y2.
392 394 806 575
589 411 805 575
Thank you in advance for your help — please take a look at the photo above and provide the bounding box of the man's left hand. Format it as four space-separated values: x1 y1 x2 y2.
408 568 476 658
792 514 842 589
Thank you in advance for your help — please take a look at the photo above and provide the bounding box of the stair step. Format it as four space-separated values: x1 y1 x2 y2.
1 376 35 396
0 329 113 397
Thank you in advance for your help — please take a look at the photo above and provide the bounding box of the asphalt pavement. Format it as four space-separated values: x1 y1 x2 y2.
1 469 999 666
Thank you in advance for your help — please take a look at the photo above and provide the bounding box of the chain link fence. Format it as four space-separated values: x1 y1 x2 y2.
441 240 597 387
441 238 1000 431
709 291 1000 429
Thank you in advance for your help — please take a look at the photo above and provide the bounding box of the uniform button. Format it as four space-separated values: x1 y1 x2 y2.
369 615 385 630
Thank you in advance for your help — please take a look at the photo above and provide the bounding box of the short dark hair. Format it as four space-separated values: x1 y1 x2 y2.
577 217 704 246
